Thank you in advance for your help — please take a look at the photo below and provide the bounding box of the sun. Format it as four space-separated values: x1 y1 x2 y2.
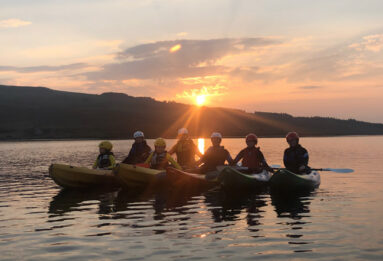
195 95 206 106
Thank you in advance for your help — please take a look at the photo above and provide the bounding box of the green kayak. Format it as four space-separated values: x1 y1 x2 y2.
269 169 321 192
218 166 272 191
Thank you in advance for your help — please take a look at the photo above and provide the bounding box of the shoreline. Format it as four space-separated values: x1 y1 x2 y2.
1 134 383 142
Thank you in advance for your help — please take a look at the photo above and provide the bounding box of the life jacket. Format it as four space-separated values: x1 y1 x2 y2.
283 144 309 174
242 147 264 171
175 139 195 166
148 151 170 170
201 146 228 173
96 152 114 169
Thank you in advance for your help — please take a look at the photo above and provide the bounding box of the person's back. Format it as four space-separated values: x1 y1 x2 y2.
122 131 152 164
283 132 309 174
169 128 202 168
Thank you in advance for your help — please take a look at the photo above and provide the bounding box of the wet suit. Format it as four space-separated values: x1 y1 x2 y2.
122 141 152 165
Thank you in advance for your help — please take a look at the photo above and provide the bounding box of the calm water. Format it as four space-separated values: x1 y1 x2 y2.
0 137 382 260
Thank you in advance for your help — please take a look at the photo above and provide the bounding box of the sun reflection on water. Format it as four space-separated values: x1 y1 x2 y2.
198 138 205 154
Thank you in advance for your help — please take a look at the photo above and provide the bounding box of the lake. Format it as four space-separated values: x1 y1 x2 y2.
0 136 382 260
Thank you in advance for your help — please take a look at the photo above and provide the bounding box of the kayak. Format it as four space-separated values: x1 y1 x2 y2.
269 169 321 192
113 163 163 188
218 166 272 191
49 164 118 189
166 167 218 191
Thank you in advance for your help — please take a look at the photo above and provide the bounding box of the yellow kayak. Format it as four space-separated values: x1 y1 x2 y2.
114 163 163 188
49 163 118 189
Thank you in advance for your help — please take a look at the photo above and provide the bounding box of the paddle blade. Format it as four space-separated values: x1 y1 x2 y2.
319 168 354 173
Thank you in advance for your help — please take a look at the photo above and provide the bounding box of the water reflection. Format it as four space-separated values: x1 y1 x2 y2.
270 191 313 219
48 188 119 216
204 190 267 227
270 191 315 253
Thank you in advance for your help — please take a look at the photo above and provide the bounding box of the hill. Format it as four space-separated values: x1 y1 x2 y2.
1 84 383 140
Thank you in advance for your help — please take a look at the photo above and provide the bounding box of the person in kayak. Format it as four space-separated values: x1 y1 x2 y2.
93 141 116 170
122 131 152 164
168 128 202 169
196 132 234 173
232 133 274 173
283 132 310 174
145 138 182 170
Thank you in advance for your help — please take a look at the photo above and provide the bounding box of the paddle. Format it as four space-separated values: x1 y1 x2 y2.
271 167 354 173
217 164 281 172
310 168 354 173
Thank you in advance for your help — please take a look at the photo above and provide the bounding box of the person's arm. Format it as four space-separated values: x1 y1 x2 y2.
167 154 182 170
225 150 234 165
298 148 309 172
144 152 153 165
232 149 245 165
107 155 116 169
93 159 98 169
168 143 178 155
122 147 135 164
283 149 288 168
259 150 274 173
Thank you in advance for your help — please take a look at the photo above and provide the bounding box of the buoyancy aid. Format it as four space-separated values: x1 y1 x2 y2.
241 147 265 171
95 152 115 169
200 146 229 172
175 139 195 166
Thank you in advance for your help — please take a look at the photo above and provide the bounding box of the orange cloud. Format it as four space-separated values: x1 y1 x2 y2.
0 19 31 28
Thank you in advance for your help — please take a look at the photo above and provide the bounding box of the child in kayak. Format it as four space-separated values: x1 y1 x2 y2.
169 128 202 169
93 141 116 170
232 133 274 173
145 138 182 170
283 132 310 174
122 131 152 165
196 132 233 173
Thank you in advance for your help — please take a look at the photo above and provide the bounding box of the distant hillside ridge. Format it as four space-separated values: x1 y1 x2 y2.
1 84 383 140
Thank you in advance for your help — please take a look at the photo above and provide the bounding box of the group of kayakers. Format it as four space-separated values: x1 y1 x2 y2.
93 128 310 175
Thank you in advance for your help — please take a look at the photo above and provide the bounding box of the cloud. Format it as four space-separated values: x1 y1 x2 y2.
299 85 323 90
85 38 280 81
0 63 88 73
349 34 383 52
0 19 31 28
287 33 383 83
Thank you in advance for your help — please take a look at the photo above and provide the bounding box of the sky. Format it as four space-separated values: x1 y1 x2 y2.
1 0 383 123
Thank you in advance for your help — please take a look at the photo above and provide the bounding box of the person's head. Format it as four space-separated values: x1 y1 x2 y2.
245 133 258 148
210 132 222 147
177 128 189 141
286 132 299 147
133 131 145 143
99 141 113 154
154 138 166 153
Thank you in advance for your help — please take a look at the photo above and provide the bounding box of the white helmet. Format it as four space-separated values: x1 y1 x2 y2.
133 131 144 138
211 132 222 139
178 128 188 135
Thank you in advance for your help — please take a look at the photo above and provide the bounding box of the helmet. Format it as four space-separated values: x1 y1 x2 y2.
286 132 299 142
99 141 113 150
154 138 166 147
133 131 144 138
210 132 222 139
178 128 188 135
246 133 258 143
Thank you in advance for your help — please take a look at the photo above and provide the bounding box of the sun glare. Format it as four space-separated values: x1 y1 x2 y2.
169 44 181 53
196 95 206 106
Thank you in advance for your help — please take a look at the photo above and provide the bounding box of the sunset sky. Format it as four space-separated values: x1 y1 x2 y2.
1 0 383 122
